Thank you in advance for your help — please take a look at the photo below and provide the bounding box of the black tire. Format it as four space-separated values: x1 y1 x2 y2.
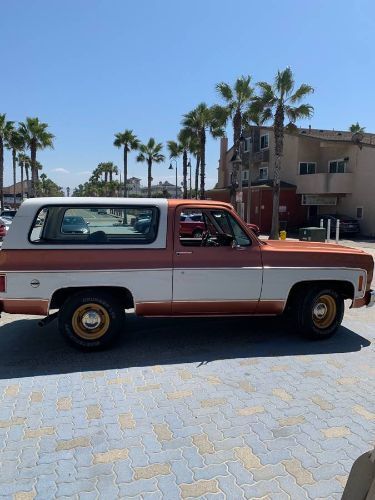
295 287 344 340
193 229 203 238
58 290 125 350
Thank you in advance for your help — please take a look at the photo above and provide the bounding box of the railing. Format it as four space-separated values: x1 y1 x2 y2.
296 172 353 194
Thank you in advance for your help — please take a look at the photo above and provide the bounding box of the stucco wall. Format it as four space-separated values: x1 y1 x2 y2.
338 146 375 236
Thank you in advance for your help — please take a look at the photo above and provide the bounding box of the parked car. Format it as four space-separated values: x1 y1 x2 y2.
0 217 12 241
134 217 151 233
314 215 360 235
180 214 206 238
61 216 89 234
0 209 17 221
0 198 373 350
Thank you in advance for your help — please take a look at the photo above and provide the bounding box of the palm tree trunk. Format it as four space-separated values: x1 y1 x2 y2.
109 172 113 183
12 149 16 206
147 159 152 198
25 164 30 194
0 137 4 211
199 129 206 199
30 143 36 197
233 108 242 145
194 155 200 199
269 105 284 240
182 149 188 199
123 146 128 197
20 162 24 201
104 172 108 183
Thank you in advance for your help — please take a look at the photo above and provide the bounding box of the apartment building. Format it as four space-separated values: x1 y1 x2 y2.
208 127 375 235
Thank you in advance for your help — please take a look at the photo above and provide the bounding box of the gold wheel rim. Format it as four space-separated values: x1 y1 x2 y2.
312 294 337 329
72 303 110 340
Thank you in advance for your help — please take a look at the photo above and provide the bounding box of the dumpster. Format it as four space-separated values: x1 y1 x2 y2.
299 227 326 242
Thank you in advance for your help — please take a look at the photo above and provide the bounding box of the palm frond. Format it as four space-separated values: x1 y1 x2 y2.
349 122 365 133
275 67 294 98
285 104 314 122
210 104 230 127
289 84 314 103
167 140 182 159
234 75 253 104
216 82 233 102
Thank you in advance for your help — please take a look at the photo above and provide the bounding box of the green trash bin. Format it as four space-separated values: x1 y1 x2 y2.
299 227 326 242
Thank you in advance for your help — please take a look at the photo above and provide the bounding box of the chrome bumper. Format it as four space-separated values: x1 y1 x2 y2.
367 290 375 307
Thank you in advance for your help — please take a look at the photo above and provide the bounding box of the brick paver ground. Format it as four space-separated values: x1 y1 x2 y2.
0 241 374 499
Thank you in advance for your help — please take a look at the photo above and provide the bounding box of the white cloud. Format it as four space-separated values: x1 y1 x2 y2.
51 168 70 174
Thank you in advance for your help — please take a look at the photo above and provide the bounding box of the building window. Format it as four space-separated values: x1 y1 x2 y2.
259 166 268 180
299 162 316 175
329 159 346 173
356 207 363 219
242 170 249 181
243 137 252 152
260 134 269 150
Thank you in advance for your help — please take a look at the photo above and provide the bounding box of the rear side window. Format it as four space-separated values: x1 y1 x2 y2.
29 206 159 244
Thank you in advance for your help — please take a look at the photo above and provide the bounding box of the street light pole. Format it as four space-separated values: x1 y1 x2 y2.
169 159 178 198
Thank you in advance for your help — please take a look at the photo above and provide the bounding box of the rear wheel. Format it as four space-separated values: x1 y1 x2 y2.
58 290 125 350
295 287 344 339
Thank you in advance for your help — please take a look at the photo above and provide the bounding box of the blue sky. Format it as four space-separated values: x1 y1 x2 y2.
1 0 375 192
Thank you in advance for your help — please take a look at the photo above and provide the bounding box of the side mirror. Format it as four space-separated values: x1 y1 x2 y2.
216 233 234 246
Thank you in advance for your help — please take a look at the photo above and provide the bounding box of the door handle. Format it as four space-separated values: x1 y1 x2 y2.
176 251 193 256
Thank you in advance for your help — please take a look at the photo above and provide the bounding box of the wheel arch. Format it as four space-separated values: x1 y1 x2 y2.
285 279 355 312
50 286 135 311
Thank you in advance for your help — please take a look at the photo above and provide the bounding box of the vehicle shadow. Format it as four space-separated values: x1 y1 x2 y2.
0 314 371 379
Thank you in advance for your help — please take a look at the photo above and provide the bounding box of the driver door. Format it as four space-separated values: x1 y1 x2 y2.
172 206 263 315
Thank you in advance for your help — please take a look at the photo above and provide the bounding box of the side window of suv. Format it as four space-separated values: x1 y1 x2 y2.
29 206 159 244
178 208 251 247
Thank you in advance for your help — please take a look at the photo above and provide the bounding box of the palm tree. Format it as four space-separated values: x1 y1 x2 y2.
167 140 183 197
97 162 118 185
254 67 314 239
5 129 25 206
18 153 31 199
0 114 15 210
19 117 54 197
178 128 199 199
113 130 139 197
182 103 224 199
214 75 255 145
349 122 365 134
136 138 165 197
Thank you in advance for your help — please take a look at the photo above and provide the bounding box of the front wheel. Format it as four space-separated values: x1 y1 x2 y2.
58 290 125 350
295 287 344 340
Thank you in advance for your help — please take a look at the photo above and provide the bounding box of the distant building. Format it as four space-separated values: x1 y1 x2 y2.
3 180 31 207
141 181 182 198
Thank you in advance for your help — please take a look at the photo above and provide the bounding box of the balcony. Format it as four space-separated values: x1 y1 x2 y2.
296 172 354 194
